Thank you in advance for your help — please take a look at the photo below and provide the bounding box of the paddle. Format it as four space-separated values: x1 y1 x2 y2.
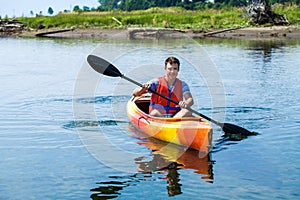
87 54 256 136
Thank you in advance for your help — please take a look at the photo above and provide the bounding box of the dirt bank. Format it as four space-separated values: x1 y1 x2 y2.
14 25 300 39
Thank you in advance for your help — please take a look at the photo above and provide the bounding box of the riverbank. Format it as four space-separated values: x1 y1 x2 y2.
17 25 300 39
3 5 299 40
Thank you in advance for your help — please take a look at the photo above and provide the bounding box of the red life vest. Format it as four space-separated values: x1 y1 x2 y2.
150 77 183 115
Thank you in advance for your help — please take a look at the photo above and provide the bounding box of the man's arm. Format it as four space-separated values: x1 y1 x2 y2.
133 83 149 97
183 92 193 108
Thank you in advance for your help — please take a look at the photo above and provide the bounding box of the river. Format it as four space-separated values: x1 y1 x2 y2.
0 35 299 199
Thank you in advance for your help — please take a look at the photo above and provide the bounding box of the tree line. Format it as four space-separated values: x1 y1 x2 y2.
96 0 300 11
43 0 300 15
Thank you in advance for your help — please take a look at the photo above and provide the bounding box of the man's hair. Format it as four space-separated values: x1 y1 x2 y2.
165 56 180 70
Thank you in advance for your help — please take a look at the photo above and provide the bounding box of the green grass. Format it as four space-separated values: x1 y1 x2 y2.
17 6 300 31
273 4 300 25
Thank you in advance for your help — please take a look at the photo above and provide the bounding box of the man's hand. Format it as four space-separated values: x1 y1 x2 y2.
178 101 188 109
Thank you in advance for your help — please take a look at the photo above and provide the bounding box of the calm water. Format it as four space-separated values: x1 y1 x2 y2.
0 36 299 199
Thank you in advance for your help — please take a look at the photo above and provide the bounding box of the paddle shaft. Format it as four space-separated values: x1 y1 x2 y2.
121 74 223 127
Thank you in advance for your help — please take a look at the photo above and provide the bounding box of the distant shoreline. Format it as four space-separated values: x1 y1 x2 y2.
19 26 300 39
4 25 300 39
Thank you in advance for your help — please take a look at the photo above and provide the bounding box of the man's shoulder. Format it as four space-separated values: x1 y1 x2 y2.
180 79 188 86
181 80 190 93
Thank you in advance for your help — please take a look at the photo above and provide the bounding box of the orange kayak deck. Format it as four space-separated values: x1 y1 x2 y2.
126 96 212 153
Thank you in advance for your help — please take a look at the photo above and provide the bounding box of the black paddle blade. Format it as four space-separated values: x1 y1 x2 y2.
222 123 257 136
87 55 123 77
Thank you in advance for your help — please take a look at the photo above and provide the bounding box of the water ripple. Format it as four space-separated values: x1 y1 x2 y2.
211 132 259 153
62 120 128 129
201 106 272 113
73 95 130 104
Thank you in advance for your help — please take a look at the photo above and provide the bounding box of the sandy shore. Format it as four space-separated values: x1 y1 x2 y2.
211 26 300 38
13 25 300 39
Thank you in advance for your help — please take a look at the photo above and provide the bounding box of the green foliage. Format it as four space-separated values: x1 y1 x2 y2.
83 6 90 11
17 5 299 30
99 0 212 11
48 7 54 15
97 0 300 11
98 0 120 10
73 5 81 12
272 4 300 25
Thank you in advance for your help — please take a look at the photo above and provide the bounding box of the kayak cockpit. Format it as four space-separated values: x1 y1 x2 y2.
132 95 150 114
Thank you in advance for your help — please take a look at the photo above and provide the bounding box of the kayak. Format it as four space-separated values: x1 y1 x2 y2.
126 95 212 153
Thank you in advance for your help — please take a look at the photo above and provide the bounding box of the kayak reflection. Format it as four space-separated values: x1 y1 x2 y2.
135 137 214 181
132 128 214 196
90 126 214 199
130 124 214 179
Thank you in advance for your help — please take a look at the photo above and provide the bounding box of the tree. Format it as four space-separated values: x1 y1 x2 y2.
73 5 81 12
48 7 54 15
214 0 249 7
97 0 300 12
118 0 209 11
83 6 90 11
119 0 151 11
98 0 120 10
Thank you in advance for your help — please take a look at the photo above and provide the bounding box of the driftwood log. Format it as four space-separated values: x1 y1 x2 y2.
0 19 24 35
35 28 74 37
247 0 289 25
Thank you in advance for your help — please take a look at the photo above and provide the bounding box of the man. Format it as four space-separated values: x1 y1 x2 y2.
133 56 193 118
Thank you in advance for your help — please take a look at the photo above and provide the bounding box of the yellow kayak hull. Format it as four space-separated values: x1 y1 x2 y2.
126 96 212 153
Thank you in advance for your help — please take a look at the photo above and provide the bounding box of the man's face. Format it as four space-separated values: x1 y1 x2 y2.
165 62 179 80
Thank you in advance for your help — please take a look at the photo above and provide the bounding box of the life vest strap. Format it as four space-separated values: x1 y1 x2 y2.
149 102 181 111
